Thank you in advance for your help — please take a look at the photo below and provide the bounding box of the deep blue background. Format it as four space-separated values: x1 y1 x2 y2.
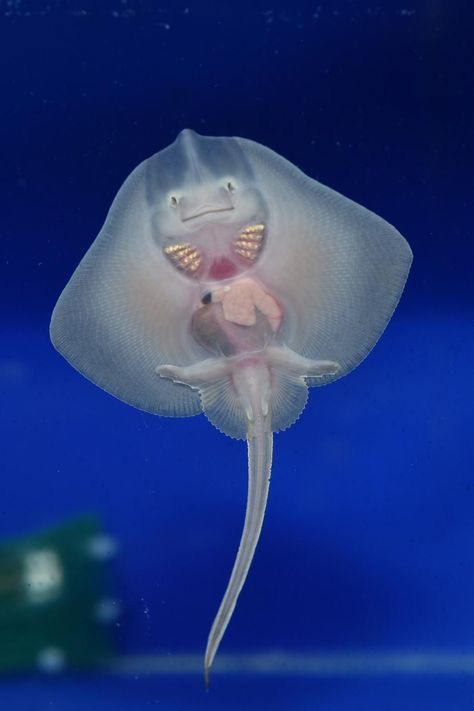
1 0 473 708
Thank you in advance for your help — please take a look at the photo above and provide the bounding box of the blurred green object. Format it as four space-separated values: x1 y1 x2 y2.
0 516 118 673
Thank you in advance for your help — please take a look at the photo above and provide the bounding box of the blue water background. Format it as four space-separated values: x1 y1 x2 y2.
1 1 473 708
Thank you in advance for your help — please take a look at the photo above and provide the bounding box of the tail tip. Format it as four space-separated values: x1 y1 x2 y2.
204 665 210 690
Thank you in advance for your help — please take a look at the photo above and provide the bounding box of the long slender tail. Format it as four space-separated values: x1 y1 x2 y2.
204 424 273 686
158 351 340 687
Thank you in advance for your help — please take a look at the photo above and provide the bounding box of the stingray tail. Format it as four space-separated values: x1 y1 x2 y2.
204 363 273 687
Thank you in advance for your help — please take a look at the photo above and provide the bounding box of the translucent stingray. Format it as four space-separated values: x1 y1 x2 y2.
50 129 412 683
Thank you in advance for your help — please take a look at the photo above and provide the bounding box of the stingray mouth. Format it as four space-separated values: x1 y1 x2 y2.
181 206 234 223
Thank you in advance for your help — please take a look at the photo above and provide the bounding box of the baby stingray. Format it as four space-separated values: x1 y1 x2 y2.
50 130 412 684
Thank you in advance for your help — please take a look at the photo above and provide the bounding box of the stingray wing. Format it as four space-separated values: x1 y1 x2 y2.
237 137 413 384
50 161 203 417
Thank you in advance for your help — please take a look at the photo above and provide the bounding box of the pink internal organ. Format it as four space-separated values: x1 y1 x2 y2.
211 279 282 333
209 257 238 280
191 302 274 358
191 277 282 358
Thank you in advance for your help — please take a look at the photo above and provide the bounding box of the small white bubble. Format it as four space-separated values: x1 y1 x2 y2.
87 534 118 560
94 597 122 623
37 647 66 674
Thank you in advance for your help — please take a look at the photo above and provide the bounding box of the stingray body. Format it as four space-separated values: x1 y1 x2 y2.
50 130 412 682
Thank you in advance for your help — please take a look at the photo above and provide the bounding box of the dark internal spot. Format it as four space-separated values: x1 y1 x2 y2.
192 303 235 357
201 292 212 305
